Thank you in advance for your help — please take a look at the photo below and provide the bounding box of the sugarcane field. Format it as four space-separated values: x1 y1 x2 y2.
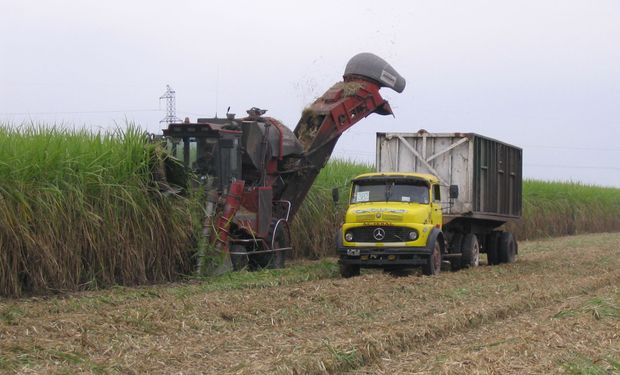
1 1 619 374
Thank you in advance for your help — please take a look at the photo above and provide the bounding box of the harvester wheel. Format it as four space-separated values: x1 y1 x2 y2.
461 234 480 268
485 232 501 265
422 241 442 276
230 245 249 271
498 232 517 263
269 219 289 269
339 262 360 278
250 219 289 270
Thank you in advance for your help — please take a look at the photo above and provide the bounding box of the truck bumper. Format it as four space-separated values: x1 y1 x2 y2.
337 246 432 267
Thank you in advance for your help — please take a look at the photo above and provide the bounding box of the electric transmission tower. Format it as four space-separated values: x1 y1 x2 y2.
160 84 181 124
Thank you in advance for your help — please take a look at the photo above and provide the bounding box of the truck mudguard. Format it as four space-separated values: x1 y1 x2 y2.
426 227 445 254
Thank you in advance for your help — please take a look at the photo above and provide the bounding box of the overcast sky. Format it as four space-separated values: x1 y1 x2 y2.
1 0 619 186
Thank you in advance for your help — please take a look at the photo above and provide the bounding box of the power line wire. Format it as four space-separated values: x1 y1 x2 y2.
0 109 161 115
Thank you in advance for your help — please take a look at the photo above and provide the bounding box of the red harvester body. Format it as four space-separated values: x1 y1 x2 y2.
162 53 405 270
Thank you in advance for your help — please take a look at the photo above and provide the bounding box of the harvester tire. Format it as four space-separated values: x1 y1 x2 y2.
230 245 249 271
422 241 442 276
498 232 517 264
250 219 289 270
461 233 480 268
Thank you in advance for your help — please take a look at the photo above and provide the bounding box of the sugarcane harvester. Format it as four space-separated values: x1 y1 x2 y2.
162 53 406 270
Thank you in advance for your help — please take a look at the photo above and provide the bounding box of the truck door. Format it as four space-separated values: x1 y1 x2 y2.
431 184 443 226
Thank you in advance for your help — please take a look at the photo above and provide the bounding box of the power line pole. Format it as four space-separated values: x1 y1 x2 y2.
160 84 180 124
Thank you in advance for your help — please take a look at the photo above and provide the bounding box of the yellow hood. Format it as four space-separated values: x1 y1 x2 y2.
345 202 432 225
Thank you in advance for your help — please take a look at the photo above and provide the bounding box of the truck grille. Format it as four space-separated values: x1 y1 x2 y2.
348 226 411 242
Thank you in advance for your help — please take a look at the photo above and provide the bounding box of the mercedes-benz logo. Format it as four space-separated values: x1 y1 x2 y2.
373 227 386 241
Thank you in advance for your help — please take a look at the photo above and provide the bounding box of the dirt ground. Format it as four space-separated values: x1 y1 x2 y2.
1 233 619 374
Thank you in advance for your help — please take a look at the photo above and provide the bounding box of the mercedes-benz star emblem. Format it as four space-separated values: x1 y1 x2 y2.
373 227 386 241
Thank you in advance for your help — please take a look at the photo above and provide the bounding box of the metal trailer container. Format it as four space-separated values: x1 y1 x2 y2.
376 131 522 227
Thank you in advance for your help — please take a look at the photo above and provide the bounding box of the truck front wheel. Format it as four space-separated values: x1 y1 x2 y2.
339 262 360 278
422 241 442 276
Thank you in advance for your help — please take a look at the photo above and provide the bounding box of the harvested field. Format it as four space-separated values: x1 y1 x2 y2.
1 232 618 374
352 285 619 374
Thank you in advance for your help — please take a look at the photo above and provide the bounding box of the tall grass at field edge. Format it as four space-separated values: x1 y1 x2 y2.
509 180 620 240
0 125 197 297
1 124 618 297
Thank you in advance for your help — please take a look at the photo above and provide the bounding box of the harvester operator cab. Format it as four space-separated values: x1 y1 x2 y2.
163 119 242 192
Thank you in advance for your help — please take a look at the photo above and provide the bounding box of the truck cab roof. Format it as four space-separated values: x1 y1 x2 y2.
353 172 440 184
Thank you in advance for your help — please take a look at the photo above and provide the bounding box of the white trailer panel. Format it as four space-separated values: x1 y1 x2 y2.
376 132 522 222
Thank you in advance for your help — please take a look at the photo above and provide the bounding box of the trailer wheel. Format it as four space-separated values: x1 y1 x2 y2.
422 241 442 276
485 232 501 265
461 234 480 268
498 232 517 263
230 245 249 271
339 262 360 278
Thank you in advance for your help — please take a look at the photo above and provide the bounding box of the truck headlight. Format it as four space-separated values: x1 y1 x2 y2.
408 230 418 241
345 232 353 242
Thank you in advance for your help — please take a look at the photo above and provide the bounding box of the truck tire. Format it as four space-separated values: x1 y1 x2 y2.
339 262 360 278
422 241 442 276
460 233 480 268
485 232 501 265
230 244 249 271
449 233 463 272
498 232 517 263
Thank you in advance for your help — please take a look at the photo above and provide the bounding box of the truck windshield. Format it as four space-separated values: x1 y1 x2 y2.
351 180 430 204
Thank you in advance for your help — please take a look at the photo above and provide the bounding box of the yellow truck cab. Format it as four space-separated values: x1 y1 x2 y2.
337 172 445 276
336 131 523 278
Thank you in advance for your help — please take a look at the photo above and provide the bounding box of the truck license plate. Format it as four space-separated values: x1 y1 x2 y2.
346 249 360 256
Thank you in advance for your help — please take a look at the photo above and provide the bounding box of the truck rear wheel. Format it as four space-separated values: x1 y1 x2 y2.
339 262 360 278
422 241 442 276
485 232 501 265
449 233 463 271
498 232 517 263
461 233 480 268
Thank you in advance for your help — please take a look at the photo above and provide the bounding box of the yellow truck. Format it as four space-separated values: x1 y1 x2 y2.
336 131 522 277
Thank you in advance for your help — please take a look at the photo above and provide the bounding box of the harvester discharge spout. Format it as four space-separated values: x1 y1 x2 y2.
279 53 405 220
344 52 406 94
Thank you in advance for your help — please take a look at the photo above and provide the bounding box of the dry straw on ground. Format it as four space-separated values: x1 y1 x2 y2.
1 232 618 374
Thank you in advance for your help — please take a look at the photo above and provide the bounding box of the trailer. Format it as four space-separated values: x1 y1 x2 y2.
376 131 522 220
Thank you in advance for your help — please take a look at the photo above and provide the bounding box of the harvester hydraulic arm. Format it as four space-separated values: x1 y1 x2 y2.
279 53 405 220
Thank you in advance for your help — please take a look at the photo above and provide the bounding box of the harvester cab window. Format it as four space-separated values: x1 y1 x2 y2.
194 138 218 175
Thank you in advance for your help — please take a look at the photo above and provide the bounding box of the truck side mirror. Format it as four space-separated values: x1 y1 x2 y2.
449 185 459 199
331 187 339 203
